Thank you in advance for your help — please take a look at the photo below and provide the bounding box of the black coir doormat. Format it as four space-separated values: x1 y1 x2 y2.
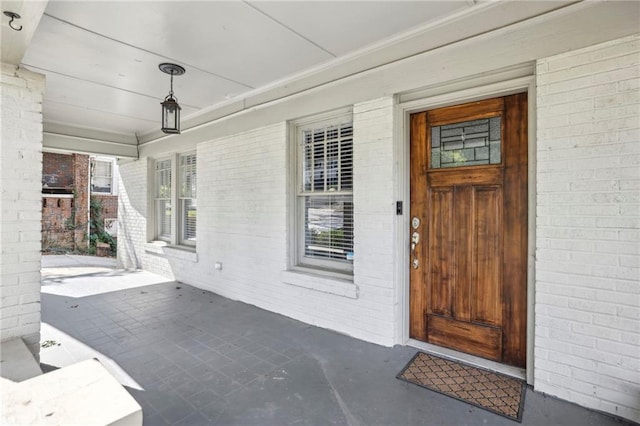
397 352 526 422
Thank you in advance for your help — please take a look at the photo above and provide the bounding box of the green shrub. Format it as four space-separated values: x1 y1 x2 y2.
90 197 117 256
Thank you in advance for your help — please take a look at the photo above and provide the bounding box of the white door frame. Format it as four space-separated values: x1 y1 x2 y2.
394 68 537 384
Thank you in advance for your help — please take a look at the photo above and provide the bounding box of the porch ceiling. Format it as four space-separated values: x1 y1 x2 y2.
3 0 576 156
21 1 473 139
5 1 637 158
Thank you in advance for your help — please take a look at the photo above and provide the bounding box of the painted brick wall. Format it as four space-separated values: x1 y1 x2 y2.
117 158 174 277
0 64 45 358
352 97 398 342
191 121 289 320
535 35 639 422
117 159 153 271
194 99 397 344
117 97 399 345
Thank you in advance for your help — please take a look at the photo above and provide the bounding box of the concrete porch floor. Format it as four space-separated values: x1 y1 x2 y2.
40 256 630 426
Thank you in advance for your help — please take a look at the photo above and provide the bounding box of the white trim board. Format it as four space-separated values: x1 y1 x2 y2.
44 132 138 159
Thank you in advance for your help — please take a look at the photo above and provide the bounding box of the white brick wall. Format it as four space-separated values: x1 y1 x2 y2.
118 97 399 346
115 31 640 421
535 34 640 422
117 34 640 420
352 98 397 341
117 158 176 279
117 159 147 269
0 64 45 358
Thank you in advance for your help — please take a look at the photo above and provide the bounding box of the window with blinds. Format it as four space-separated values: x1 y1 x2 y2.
91 159 113 193
154 154 196 247
179 153 196 245
296 116 354 273
155 159 172 241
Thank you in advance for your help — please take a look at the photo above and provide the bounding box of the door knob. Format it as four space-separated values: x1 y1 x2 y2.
411 231 420 269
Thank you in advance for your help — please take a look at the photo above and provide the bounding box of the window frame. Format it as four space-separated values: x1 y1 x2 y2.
154 157 173 243
91 157 116 195
178 152 197 247
152 152 197 248
291 109 354 275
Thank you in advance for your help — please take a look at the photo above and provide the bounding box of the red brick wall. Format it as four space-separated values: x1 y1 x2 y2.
42 196 75 249
73 154 89 248
42 153 120 251
93 194 118 219
42 153 74 188
41 153 91 251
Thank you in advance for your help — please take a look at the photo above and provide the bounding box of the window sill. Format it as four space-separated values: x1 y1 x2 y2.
281 269 357 299
42 194 74 198
144 241 197 262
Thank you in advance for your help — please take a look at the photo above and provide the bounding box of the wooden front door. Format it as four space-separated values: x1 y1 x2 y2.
409 94 528 368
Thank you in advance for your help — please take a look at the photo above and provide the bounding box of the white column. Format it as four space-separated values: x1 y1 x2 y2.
0 64 46 358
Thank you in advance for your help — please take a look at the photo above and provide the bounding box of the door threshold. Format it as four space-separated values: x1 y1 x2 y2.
407 339 526 381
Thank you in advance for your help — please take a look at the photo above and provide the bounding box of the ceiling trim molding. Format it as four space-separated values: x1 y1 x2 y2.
397 63 536 105
44 122 138 145
44 133 138 158
43 123 138 158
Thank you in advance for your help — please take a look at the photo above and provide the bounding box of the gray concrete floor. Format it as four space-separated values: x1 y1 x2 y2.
40 255 631 426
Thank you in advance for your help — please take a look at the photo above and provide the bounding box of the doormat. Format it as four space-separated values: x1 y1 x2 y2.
397 352 526 422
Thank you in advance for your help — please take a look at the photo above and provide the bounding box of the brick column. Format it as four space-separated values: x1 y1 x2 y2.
0 64 45 358
73 154 90 250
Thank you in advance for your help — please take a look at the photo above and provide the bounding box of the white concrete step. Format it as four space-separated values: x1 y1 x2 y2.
1 358 142 425
0 337 43 382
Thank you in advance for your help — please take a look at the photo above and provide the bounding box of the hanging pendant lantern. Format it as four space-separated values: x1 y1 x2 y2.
159 63 186 134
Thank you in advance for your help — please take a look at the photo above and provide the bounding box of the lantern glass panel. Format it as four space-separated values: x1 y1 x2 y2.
161 99 181 133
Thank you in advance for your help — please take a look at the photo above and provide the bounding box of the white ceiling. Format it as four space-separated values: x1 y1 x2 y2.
17 0 473 138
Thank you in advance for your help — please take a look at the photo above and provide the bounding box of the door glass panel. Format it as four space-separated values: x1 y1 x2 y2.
430 117 501 168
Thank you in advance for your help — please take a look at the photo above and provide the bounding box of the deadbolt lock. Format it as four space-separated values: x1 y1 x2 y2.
411 217 421 229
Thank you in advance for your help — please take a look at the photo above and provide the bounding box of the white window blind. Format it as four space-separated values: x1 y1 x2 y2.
179 153 196 245
297 119 354 272
155 159 172 241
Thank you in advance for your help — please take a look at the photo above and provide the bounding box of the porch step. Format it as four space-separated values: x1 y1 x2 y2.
0 338 43 382
1 358 142 425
